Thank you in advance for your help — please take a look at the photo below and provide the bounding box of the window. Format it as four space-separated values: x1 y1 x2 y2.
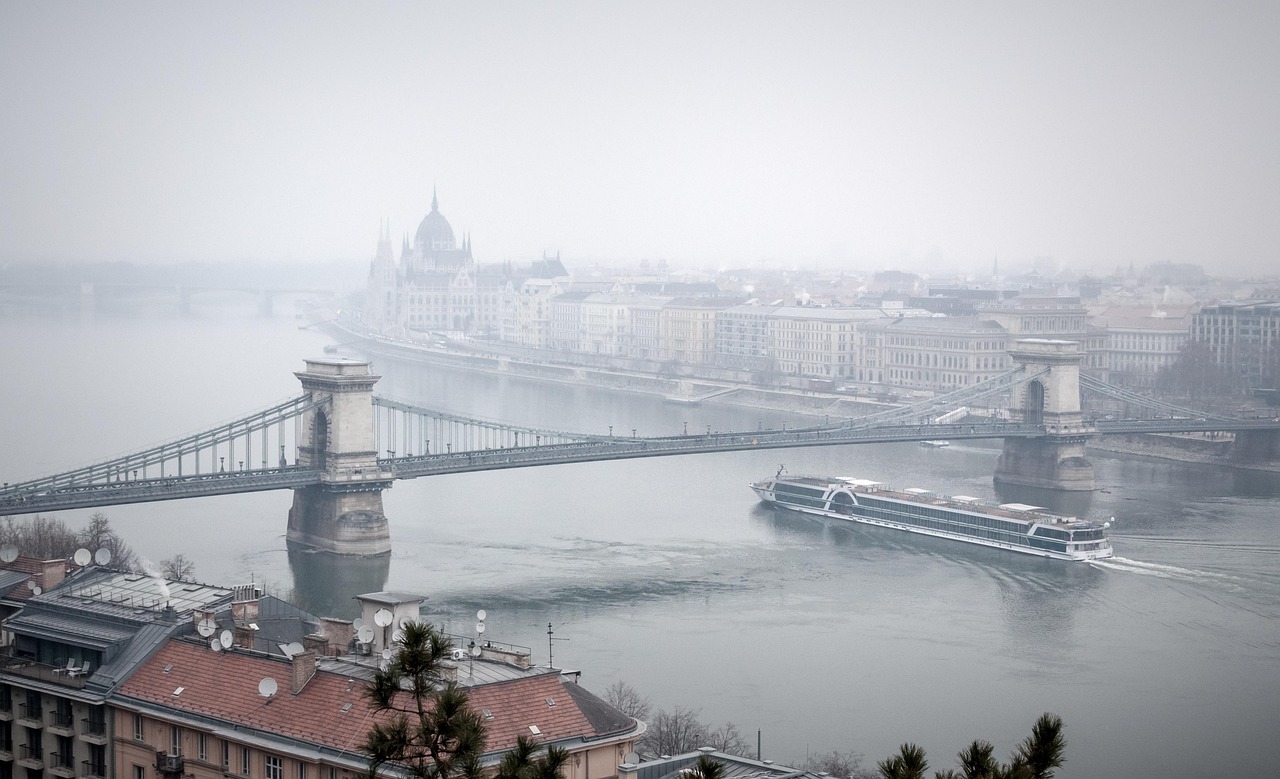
170 725 182 756
241 747 251 777
87 744 106 778
134 766 145 779
297 764 306 779
197 733 207 762
221 742 230 771
134 713 144 741
265 756 283 779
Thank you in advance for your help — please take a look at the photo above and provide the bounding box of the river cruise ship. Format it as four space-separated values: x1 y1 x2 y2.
751 470 1113 561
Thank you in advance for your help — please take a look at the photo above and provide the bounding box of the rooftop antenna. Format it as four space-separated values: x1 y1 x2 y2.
547 623 568 669
197 617 217 638
94 548 112 566
73 548 92 567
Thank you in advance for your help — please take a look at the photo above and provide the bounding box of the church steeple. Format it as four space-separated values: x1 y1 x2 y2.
431 184 438 213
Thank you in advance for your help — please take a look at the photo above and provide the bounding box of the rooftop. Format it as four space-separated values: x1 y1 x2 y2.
118 639 638 757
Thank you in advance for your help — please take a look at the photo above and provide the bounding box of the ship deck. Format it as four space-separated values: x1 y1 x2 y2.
775 474 1098 529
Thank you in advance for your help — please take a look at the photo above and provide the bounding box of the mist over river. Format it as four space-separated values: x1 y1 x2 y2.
2 301 1278 778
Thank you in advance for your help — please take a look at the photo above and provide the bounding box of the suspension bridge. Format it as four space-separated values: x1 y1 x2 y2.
2 340 1277 554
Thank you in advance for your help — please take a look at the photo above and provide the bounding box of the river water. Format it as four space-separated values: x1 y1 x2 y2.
2 301 1278 779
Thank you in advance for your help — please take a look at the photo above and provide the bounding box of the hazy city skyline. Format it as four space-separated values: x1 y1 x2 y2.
2 2 1277 277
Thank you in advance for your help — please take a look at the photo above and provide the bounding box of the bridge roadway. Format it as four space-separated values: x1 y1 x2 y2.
4 417 1277 515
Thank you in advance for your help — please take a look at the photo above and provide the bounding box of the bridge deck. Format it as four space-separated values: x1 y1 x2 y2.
4 417 1277 515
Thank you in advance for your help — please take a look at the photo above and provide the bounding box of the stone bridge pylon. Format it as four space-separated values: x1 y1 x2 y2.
993 339 1096 491
286 359 393 555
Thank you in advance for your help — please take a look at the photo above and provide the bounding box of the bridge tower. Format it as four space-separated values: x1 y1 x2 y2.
993 339 1096 491
286 359 392 555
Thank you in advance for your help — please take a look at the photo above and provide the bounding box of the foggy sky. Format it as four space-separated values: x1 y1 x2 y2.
2 2 1278 276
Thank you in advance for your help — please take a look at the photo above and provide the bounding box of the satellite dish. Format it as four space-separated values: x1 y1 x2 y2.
197 618 217 638
476 609 487 621
378 659 389 671
210 638 222 652
373 609 393 627
381 649 392 660
31 586 41 596
94 548 112 566
219 630 234 649
26 581 36 591
73 548 92 566
624 752 639 765
0 545 17 563
392 629 405 643
398 616 413 629
357 625 374 644
469 643 481 657
1103 522 1111 529
258 677 278 698
475 622 485 634
285 642 304 657
352 617 365 631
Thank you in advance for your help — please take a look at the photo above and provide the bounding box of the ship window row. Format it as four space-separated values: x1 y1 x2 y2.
1033 527 1070 540
775 484 828 499
850 505 1049 547
858 498 1027 533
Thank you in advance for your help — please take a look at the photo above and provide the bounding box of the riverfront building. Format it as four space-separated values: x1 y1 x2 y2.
1191 300 1280 387
363 192 566 338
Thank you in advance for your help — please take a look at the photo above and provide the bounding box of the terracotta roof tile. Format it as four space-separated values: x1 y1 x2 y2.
118 640 624 757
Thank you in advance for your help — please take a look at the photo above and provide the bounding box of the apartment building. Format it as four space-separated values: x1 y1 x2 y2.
1191 300 1280 386
859 316 1011 391
1088 304 1195 388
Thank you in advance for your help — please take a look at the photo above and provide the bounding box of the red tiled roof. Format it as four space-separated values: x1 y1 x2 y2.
117 640 620 756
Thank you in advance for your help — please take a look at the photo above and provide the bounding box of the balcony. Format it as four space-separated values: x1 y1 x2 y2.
48 710 75 737
81 760 106 779
17 743 44 770
0 655 86 691
156 753 184 777
16 703 43 728
50 751 76 777
78 718 107 746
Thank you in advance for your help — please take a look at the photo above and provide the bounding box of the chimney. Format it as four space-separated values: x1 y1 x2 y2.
291 651 317 694
302 632 331 657
192 609 217 634
318 618 353 654
234 625 256 649
231 585 260 624
40 559 66 590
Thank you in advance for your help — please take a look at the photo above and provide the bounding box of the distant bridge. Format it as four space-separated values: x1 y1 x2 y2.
2 341 1277 554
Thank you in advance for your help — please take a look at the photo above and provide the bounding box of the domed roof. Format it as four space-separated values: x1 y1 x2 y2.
415 189 455 251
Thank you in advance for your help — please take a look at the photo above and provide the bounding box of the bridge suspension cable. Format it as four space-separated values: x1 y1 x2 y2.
842 367 1044 429
1 394 322 496
1079 375 1235 422
370 396 596 456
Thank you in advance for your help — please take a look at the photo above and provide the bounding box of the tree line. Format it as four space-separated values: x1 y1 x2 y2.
0 512 197 582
